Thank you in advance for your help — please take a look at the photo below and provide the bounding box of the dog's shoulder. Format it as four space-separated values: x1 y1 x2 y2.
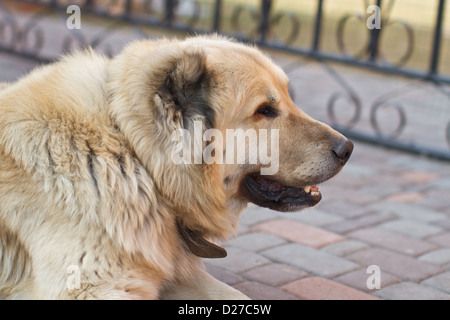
0 50 167 255
0 50 145 221
0 50 114 171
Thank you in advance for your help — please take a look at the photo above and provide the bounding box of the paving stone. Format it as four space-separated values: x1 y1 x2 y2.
0 53 37 82
319 185 381 205
331 163 379 189
441 208 450 217
419 249 450 265
339 163 378 178
261 243 359 278
386 192 425 203
427 232 450 247
400 171 439 184
233 281 298 300
416 188 450 211
355 172 410 191
374 282 450 300
333 269 401 292
206 247 270 273
348 227 438 256
235 223 251 236
253 219 345 248
426 177 450 190
282 277 380 300
240 263 308 287
367 202 447 222
225 232 287 252
321 240 370 257
318 200 374 219
357 183 403 198
380 220 443 239
327 212 395 234
422 272 450 294
284 208 344 227
239 205 278 226
387 155 450 173
433 219 450 231
323 174 365 191
349 142 396 163
347 248 444 282
204 264 245 286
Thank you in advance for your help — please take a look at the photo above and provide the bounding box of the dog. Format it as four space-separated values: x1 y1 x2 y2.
0 35 353 299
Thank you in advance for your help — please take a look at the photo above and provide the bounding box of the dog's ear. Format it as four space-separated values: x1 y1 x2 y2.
155 50 215 131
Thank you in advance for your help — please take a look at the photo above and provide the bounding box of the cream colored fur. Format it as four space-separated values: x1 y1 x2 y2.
0 35 347 299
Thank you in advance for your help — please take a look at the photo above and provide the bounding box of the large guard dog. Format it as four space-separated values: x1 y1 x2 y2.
0 35 353 299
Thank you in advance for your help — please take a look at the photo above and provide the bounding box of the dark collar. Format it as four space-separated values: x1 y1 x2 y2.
177 220 227 259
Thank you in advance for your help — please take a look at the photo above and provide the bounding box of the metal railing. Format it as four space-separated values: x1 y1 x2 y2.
0 0 449 160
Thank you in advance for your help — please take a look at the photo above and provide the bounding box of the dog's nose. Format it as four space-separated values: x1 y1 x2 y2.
332 139 354 165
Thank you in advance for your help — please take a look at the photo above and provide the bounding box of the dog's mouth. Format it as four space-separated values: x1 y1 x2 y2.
240 173 322 212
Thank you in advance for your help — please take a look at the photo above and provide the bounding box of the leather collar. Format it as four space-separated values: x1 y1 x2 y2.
177 220 227 259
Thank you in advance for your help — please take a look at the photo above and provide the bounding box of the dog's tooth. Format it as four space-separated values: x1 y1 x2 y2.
310 186 320 197
303 186 311 193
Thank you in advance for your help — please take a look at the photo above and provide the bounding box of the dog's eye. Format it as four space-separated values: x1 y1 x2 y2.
255 105 278 118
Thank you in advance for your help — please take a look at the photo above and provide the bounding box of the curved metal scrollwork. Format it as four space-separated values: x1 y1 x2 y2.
327 91 362 129
337 0 414 67
174 0 202 28
0 7 47 57
0 7 120 60
230 5 300 45
62 19 130 57
0 0 449 160
17 13 45 56
337 13 367 60
0 10 16 50
378 19 414 67
27 0 202 28
370 100 406 139
230 5 260 38
0 1 179 60
270 11 300 46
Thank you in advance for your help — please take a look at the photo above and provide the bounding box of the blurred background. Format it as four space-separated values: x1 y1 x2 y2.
1 0 450 300
1 0 449 158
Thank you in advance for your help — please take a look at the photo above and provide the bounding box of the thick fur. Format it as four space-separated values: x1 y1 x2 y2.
0 35 349 299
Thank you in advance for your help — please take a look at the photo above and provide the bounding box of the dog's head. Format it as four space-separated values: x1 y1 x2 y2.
108 35 353 239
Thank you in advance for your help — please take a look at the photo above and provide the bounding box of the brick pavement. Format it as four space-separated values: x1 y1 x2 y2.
205 142 450 300
1 9 450 300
